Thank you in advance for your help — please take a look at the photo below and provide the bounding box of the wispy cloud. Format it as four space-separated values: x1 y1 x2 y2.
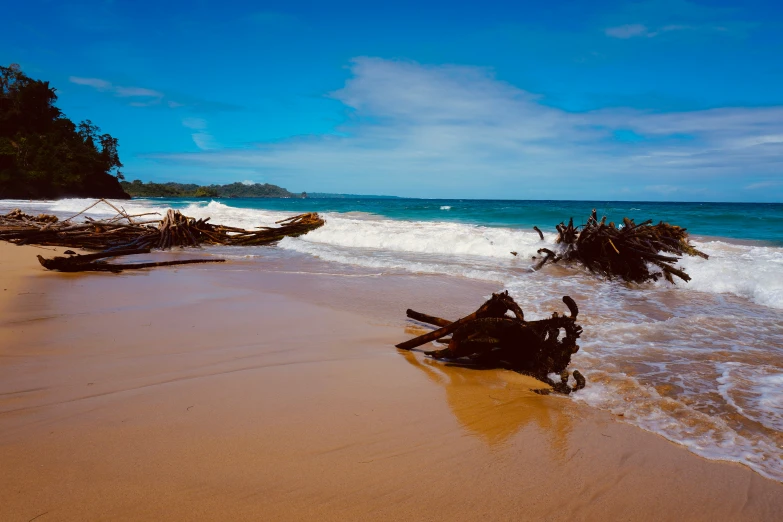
114 86 164 98
744 180 783 190
69 76 237 112
69 76 113 90
182 117 216 150
182 118 207 130
146 58 783 200
605 24 649 39
70 76 163 105
605 23 736 39
603 0 755 39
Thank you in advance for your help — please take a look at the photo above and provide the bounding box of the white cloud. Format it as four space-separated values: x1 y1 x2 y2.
148 58 783 200
735 135 783 147
745 181 782 190
605 22 733 39
605 24 649 38
114 86 163 98
182 117 207 130
660 24 690 32
69 74 241 114
70 76 163 104
191 133 216 151
241 180 256 186
602 0 754 40
182 118 216 150
69 76 113 90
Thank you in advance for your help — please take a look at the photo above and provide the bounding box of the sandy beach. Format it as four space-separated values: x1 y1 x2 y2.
1 241 782 521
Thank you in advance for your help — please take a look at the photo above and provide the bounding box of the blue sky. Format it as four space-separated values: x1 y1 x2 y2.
3 0 783 201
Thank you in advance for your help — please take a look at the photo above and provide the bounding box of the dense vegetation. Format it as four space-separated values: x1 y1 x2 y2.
121 180 306 198
0 64 129 199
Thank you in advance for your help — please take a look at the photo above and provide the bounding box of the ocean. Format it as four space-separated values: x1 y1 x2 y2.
3 197 782 482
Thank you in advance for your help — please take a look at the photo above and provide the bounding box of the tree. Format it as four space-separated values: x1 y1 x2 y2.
0 64 129 199
193 186 219 197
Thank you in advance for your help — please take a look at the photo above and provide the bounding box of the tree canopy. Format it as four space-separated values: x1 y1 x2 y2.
0 64 129 199
120 180 305 198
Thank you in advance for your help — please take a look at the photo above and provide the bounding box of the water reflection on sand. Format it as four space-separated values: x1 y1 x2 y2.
402 351 573 461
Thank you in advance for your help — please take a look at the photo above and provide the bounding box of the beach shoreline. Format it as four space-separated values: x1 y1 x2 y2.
2 242 782 521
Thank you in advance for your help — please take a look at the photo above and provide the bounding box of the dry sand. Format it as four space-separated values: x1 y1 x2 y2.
1 242 782 521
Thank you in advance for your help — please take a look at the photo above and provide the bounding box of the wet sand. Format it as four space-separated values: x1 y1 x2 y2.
1 242 782 521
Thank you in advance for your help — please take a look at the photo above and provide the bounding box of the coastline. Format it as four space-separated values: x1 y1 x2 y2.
2 242 782 520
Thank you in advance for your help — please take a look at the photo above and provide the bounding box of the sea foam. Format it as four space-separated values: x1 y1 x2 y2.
4 198 781 309
676 240 783 309
286 211 783 309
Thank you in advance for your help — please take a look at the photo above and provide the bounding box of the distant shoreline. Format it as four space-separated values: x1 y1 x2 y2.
126 194 402 200
119 179 401 200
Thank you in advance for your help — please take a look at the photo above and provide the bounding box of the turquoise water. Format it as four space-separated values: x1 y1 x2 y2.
141 198 783 244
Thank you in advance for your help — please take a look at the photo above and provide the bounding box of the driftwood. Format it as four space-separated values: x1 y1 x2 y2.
36 249 225 273
532 210 708 283
397 291 585 394
0 200 325 252
0 208 60 224
1 199 325 273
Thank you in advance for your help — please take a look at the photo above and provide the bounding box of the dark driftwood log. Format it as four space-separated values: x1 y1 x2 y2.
406 309 452 328
47 248 152 263
397 292 585 394
533 248 560 271
36 250 225 273
533 226 544 240
396 313 480 350
396 293 517 350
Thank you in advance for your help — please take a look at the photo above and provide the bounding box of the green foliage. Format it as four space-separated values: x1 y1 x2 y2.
193 186 220 198
120 180 305 199
215 182 301 198
0 64 129 199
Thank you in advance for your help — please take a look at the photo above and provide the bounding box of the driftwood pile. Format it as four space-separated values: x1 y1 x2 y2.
1 199 325 272
0 201 325 252
533 210 708 283
397 291 585 394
